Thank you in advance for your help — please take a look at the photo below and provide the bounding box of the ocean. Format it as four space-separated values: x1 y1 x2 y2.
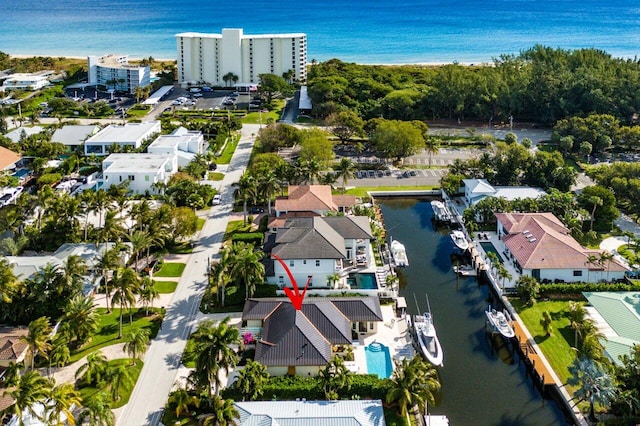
1 0 639 64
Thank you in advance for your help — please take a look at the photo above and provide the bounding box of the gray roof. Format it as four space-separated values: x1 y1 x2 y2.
51 125 99 146
5 126 45 143
272 217 346 260
332 297 384 322
322 216 373 239
234 400 386 426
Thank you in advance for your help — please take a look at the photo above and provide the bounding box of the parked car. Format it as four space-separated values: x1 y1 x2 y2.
249 206 264 214
212 194 221 205
189 87 202 93
202 86 212 92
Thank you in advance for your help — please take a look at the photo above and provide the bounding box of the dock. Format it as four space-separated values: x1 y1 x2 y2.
512 321 557 386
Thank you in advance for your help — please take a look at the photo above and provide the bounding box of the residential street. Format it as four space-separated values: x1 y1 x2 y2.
116 124 259 426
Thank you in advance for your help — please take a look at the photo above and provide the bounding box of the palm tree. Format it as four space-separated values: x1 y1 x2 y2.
191 317 240 401
297 158 322 184
139 276 159 315
424 136 441 168
103 364 134 402
0 256 19 303
333 157 357 193
577 320 608 364
75 352 108 387
123 328 150 363
96 210 125 250
222 72 238 87
1 362 24 387
128 199 152 232
209 251 232 308
496 264 512 292
167 388 199 418
386 356 441 418
567 357 616 422
318 356 352 400
48 335 71 376
234 359 270 401
22 316 52 370
2 370 52 426
235 174 257 224
567 301 587 348
199 395 240 426
62 295 100 348
47 382 82 426
257 171 280 214
585 254 599 283
91 189 110 231
229 242 265 299
96 247 120 313
60 255 88 297
599 251 614 282
589 196 603 231
110 267 139 338
76 391 115 426
129 229 152 272
79 190 96 241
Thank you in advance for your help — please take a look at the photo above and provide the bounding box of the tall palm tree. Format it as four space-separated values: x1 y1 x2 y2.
229 242 265 299
0 256 19 304
96 210 125 250
22 316 52 370
424 136 441 168
128 199 152 232
589 196 603 231
75 352 108 387
297 158 322 185
91 189 111 231
110 267 139 339
60 255 88 297
496 264 512 292
386 356 441 418
76 391 115 426
62 295 100 348
567 301 587 348
577 320 608 364
585 254 599 283
96 247 120 313
48 334 71 376
333 157 357 193
199 395 240 426
234 174 257 224
1 362 24 387
567 357 616 422
123 328 150 363
257 171 280 214
2 370 52 426
104 364 134 402
234 359 270 401
191 317 240 401
139 276 159 315
599 251 614 282
79 190 96 241
128 229 152 272
47 382 82 426
209 251 232 308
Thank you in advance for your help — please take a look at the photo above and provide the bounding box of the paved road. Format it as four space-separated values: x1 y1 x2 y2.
116 124 259 426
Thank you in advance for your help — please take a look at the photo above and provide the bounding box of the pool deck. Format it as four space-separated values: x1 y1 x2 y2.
349 304 415 375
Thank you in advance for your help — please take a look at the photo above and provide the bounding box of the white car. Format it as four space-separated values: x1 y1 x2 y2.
212 194 221 205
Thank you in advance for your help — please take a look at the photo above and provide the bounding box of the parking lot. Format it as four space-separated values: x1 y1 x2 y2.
168 87 256 111
351 168 447 186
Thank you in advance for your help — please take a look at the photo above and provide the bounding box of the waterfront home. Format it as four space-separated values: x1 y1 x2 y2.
274 185 356 217
147 126 207 167
51 125 100 152
101 153 177 195
241 297 382 376
495 212 628 282
265 216 374 290
233 399 386 425
87 54 150 94
0 71 51 91
462 178 546 208
84 121 161 155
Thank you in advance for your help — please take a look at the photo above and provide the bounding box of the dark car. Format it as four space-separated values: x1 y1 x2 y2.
208 162 217 171
249 206 264 214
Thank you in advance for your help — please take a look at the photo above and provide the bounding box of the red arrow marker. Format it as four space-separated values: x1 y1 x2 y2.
271 254 311 310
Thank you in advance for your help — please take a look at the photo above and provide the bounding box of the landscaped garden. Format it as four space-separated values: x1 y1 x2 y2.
154 262 186 278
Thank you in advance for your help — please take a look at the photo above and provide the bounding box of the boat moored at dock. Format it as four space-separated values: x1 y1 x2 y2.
485 306 515 339
450 230 469 251
390 239 409 267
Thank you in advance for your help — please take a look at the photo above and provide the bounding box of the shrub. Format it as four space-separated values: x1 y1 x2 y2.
231 233 263 246
539 281 639 297
38 173 62 186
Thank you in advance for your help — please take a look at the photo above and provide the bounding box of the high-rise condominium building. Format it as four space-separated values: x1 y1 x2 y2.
176 28 307 87
87 54 150 94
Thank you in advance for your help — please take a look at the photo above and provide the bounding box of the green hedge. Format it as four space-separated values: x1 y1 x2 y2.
231 232 264 245
539 282 640 297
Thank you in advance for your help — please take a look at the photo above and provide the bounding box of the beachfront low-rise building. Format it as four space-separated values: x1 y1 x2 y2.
147 126 207 167
101 153 177 195
87 54 150 94
0 71 52 91
176 28 307 87
84 121 161 155
51 124 100 152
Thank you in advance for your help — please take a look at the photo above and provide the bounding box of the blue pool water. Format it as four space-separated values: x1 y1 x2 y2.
480 241 504 264
12 169 29 178
365 342 393 379
347 273 378 290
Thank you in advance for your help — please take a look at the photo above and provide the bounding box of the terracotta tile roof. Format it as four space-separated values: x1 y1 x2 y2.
0 327 29 362
0 387 15 413
496 213 627 271
0 146 21 171
274 185 355 213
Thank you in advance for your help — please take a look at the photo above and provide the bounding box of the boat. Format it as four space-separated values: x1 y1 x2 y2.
390 239 409 267
453 264 477 276
450 230 469 251
431 200 451 221
413 294 444 367
485 306 515 339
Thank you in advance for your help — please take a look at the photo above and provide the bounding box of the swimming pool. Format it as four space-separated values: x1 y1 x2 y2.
365 342 393 379
480 241 504 263
347 273 378 290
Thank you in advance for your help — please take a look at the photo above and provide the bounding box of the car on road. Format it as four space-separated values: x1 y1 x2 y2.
212 194 221 205
189 87 202 93
249 206 264 214
202 86 212 92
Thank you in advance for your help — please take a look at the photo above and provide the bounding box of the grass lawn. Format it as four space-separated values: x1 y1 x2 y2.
242 99 285 124
169 242 193 255
511 299 580 391
70 308 163 363
344 185 438 197
216 136 238 164
196 217 205 231
153 280 178 293
78 358 142 409
208 172 224 181
224 220 254 241
155 262 186 277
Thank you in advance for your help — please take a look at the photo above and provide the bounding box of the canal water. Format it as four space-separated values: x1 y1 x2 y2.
379 198 568 425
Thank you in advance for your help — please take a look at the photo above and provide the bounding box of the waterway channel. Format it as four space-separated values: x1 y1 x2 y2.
378 198 568 425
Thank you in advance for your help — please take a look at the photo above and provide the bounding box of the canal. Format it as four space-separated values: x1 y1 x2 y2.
378 198 568 425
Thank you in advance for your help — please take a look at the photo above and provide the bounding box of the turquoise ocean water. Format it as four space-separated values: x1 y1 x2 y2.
1 0 639 64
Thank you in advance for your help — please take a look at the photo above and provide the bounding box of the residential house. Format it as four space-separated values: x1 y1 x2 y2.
4 126 45 144
274 185 356 217
242 297 383 376
266 216 373 289
234 400 386 425
51 125 100 152
496 212 628 283
463 178 546 208
1 71 51 91
0 327 29 369
101 153 177 195
0 147 21 174
147 126 207 167
84 121 161 155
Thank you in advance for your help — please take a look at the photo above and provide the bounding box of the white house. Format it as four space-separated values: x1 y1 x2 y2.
176 28 307 87
495 212 628 283
51 125 100 152
1 72 50 91
463 178 546 207
87 54 150 94
84 121 161 155
147 127 207 167
101 153 177 195
4 126 45 144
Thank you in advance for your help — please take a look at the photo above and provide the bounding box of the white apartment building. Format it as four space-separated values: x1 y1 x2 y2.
1 72 50 91
101 153 178 195
147 127 206 167
176 28 307 87
87 54 150 94
84 121 161 155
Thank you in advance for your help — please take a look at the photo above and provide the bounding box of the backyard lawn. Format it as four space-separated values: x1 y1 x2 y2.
78 358 143 409
153 280 178 293
344 186 438 197
511 299 580 391
155 262 186 277
70 308 163 362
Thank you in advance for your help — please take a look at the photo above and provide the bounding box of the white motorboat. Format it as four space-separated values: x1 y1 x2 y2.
453 264 477 276
431 200 451 221
485 306 515 339
390 239 409 267
413 294 444 367
450 230 469 251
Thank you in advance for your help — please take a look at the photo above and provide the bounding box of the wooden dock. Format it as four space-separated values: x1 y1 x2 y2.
512 320 556 386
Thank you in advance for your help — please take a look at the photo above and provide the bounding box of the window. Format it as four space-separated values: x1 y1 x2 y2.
289 260 294 267
315 260 320 267
369 322 374 330
278 276 284 284
145 175 149 181
308 275 312 286
573 270 583 277
303 260 306 265
128 175 135 181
